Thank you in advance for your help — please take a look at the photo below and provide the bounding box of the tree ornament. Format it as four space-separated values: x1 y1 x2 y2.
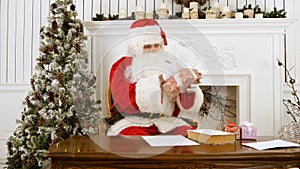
25 155 37 169
7 141 13 155
35 92 42 101
30 78 35 91
79 23 84 33
60 91 67 105
70 4 76 11
42 45 52 54
74 43 81 53
57 72 64 84
52 21 58 31
38 117 46 126
25 96 33 107
48 91 55 102
53 43 59 54
34 107 39 115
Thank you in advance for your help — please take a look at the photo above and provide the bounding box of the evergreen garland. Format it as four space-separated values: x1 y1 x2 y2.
6 0 101 168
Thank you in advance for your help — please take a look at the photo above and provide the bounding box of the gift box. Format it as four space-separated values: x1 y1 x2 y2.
240 121 257 140
224 119 240 139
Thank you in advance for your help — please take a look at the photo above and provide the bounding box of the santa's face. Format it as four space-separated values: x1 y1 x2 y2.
125 46 185 83
143 43 162 53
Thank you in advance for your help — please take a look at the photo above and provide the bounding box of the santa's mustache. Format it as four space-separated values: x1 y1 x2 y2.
126 50 185 83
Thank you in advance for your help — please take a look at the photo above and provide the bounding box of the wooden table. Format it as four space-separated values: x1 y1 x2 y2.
45 135 300 169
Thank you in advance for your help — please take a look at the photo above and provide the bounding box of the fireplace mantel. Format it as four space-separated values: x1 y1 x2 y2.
83 19 295 136
83 19 295 35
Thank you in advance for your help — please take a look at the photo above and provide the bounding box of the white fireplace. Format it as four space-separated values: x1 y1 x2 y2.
83 19 294 136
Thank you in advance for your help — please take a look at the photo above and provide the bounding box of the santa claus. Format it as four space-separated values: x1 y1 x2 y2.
106 19 204 136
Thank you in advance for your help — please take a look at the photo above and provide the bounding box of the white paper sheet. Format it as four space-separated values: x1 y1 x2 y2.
142 135 199 147
242 139 300 150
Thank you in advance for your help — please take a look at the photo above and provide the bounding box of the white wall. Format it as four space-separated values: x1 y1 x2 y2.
0 0 298 161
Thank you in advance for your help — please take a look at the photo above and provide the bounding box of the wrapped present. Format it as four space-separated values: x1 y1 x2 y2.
224 119 240 139
240 121 257 140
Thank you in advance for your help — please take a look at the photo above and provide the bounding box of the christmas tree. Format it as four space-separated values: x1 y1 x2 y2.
6 0 100 168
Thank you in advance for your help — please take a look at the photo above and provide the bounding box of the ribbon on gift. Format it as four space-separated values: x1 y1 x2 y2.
240 121 254 137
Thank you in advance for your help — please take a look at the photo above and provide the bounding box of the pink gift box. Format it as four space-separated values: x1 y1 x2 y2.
240 125 257 140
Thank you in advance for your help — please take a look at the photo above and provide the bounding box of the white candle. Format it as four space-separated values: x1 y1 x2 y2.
255 13 263 19
190 2 198 11
160 3 167 9
235 12 243 19
213 2 220 8
183 7 189 13
136 6 143 12
119 8 126 19
146 12 153 19
222 6 230 12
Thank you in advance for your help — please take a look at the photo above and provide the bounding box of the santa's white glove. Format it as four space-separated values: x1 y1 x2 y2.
161 76 180 102
173 68 202 92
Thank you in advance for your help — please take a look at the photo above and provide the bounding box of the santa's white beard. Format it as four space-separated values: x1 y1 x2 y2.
126 49 185 83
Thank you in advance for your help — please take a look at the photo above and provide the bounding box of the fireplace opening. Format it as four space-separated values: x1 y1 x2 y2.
191 86 237 131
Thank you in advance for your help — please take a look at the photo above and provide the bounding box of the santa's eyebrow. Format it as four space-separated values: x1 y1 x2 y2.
164 60 172 64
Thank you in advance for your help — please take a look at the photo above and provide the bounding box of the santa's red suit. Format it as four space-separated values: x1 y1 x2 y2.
106 19 203 136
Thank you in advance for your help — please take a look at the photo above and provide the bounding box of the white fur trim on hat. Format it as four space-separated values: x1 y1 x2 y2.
127 33 164 57
127 25 165 57
130 24 161 35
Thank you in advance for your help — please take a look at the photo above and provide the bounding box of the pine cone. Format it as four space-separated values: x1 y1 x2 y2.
38 117 46 126
51 3 58 15
34 107 39 115
52 43 59 54
57 72 64 84
70 4 76 11
79 23 84 33
51 3 57 10
48 91 55 102
7 141 13 155
25 155 37 169
30 78 35 91
25 96 33 107
43 45 52 54
21 109 25 120
52 21 58 30
55 122 69 140
45 78 52 84
45 32 51 37
60 91 67 105
37 62 44 68
74 43 81 53
35 92 42 101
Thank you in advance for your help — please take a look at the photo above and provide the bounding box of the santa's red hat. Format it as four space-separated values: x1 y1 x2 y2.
127 19 167 56
130 19 167 45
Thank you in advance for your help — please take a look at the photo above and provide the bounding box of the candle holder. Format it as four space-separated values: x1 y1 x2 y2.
119 8 127 19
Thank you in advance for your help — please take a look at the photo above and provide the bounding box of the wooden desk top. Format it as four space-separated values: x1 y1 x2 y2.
46 135 300 169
